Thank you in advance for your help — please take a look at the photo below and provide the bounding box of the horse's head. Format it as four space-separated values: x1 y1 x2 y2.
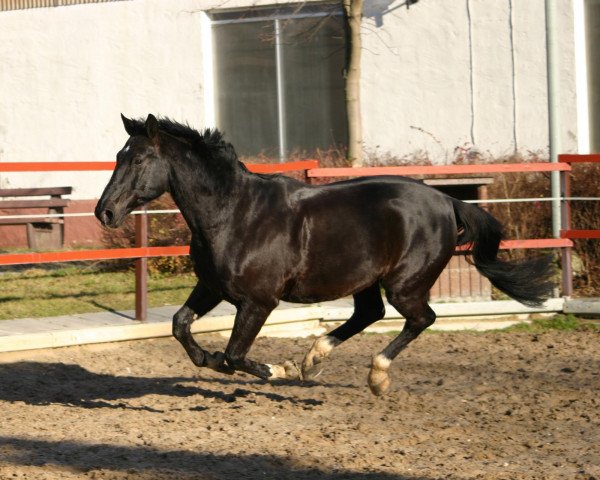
95 114 170 228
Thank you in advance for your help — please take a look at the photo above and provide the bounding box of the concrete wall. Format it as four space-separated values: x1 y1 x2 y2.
0 0 581 201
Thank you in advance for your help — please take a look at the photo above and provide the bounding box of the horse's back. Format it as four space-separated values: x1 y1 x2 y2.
281 176 458 302
295 176 455 227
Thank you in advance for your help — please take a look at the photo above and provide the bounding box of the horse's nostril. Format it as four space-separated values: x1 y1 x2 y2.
101 209 114 226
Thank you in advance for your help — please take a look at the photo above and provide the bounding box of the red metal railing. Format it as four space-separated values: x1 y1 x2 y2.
308 162 573 250
557 153 600 296
1 156 597 319
307 162 571 177
0 160 317 320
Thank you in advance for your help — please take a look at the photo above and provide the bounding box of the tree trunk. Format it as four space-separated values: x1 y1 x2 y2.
343 0 363 167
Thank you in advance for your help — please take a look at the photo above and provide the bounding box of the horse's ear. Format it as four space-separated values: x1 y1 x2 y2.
145 114 160 143
121 114 136 136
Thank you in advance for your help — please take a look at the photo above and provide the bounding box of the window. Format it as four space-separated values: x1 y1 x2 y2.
586 0 600 151
210 4 348 160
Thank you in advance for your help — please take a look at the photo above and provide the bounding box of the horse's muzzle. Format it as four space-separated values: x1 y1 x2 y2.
95 202 118 228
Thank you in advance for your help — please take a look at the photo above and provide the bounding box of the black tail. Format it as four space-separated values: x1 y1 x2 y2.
452 199 555 307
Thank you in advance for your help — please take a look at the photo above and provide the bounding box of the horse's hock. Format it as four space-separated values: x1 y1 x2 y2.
0 187 72 250
425 178 494 302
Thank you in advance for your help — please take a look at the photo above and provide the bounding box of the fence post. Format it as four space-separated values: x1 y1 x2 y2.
303 160 318 185
135 208 148 321
560 165 573 297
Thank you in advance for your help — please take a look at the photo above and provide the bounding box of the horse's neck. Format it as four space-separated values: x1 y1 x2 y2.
167 153 245 236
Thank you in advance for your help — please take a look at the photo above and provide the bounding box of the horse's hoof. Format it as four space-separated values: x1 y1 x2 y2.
368 354 392 396
206 351 235 375
368 370 391 396
282 360 301 380
301 364 323 381
301 336 334 379
267 361 301 380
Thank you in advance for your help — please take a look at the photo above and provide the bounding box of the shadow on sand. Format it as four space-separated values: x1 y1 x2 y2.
0 361 326 411
0 435 437 480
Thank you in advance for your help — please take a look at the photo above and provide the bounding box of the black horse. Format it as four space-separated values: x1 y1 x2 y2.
95 114 553 395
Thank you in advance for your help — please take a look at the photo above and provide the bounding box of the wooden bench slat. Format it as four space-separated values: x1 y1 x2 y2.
0 218 63 225
0 199 70 209
0 187 72 197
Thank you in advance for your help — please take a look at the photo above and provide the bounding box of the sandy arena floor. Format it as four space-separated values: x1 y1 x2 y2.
0 329 598 479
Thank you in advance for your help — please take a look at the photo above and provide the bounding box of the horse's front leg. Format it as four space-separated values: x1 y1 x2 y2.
224 301 301 381
172 283 232 374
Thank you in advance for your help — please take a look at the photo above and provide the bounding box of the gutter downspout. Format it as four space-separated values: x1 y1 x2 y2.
545 0 562 238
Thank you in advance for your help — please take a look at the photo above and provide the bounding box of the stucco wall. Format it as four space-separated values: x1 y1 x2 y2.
0 0 208 198
361 0 578 162
0 0 580 199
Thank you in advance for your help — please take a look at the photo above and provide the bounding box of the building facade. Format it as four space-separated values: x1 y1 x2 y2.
0 0 596 246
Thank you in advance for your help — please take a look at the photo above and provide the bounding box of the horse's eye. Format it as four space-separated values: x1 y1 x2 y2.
134 157 143 166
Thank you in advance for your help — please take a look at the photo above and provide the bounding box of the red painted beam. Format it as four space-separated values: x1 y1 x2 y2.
558 154 600 164
0 246 190 266
0 238 572 267
457 238 573 251
0 160 320 174
561 230 600 239
499 238 572 249
246 159 319 173
307 162 570 178
0 162 117 172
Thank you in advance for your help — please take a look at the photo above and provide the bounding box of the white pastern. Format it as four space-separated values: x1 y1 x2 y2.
311 336 335 358
372 354 391 372
267 364 287 379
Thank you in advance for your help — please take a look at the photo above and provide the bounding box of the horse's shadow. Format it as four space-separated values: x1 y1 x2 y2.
0 435 434 480
0 361 324 411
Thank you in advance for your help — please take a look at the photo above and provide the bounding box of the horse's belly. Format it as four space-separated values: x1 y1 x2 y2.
282 269 381 304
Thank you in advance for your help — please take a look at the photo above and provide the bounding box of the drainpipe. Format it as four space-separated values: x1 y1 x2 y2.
545 0 562 238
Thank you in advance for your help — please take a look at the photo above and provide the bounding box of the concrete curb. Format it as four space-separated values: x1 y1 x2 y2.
0 298 566 354
563 298 600 315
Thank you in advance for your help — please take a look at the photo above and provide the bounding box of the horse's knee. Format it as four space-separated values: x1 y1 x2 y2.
409 307 436 331
356 291 386 323
387 293 435 331
172 306 193 341
359 303 386 323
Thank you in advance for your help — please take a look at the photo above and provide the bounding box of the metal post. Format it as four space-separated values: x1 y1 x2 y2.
545 0 562 238
275 18 287 163
135 209 148 321
560 168 573 296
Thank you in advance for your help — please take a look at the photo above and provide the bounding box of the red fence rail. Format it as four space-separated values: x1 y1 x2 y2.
0 160 318 320
1 156 597 319
307 162 570 177
0 160 319 173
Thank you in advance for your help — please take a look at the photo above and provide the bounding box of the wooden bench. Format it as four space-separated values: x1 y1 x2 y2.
0 187 72 250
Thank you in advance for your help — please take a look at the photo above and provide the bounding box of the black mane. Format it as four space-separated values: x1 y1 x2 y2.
128 116 244 170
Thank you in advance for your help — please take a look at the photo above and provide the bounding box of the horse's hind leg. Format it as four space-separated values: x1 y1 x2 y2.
172 283 231 373
302 283 385 380
368 293 435 396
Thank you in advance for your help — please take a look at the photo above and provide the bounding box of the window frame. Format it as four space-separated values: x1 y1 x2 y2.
204 3 345 162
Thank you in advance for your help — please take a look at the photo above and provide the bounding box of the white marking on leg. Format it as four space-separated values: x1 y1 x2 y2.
302 336 335 379
267 361 300 380
313 336 335 357
305 336 335 365
372 354 391 372
368 354 392 396
267 364 287 379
